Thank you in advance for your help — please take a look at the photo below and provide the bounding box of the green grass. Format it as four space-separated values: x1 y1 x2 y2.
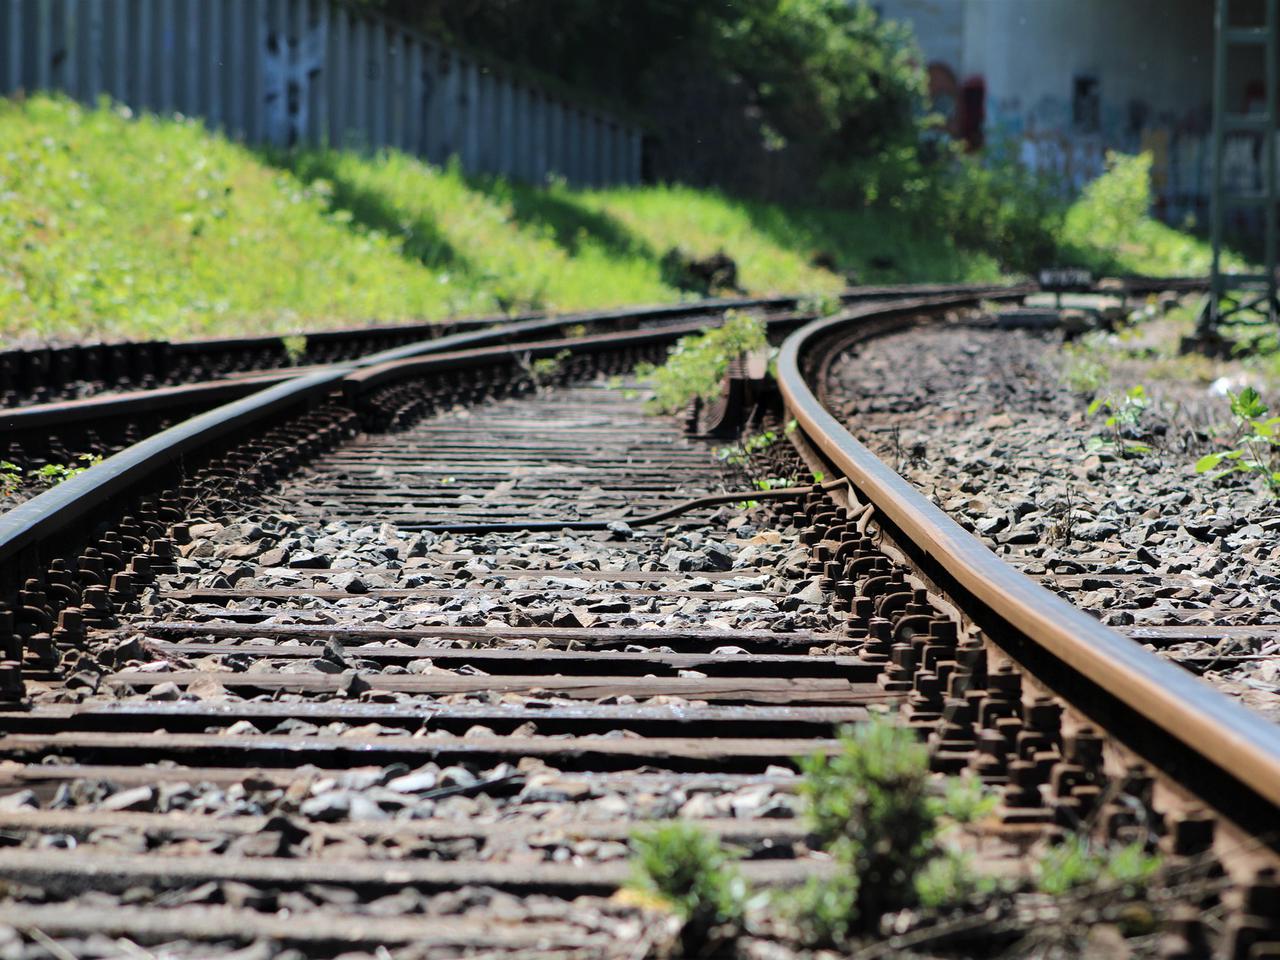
2 97 1230 347
1058 151 1244 277
1 94 1003 347
0 95 462 343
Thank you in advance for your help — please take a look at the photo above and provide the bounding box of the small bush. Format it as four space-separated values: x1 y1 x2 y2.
930 773 998 824
0 460 22 497
796 718 935 934
785 872 861 948
1060 151 1246 276
635 310 767 413
33 453 102 486
1086 384 1153 458
1059 338 1110 394
627 822 748 947
280 334 308 365
914 851 999 909
1036 836 1161 897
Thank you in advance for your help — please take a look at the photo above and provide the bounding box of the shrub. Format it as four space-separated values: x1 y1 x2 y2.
635 310 768 413
914 851 999 909
786 873 862 948
795 718 935 935
929 772 998 824
1059 151 1244 276
627 822 749 950
1036 836 1161 897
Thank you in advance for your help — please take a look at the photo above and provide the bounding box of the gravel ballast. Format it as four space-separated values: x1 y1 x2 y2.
824 315 1280 722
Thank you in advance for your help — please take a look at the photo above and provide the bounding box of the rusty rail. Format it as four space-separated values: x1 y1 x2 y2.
776 297 1280 822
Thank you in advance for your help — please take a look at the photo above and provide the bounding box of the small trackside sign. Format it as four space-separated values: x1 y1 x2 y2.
1038 268 1094 291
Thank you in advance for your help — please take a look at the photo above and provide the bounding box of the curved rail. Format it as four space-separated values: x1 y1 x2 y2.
776 298 1280 814
0 283 1143 574
0 298 833 573
0 284 1006 408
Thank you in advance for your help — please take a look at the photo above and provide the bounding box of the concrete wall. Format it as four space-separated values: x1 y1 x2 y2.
0 0 642 187
880 0 1275 226
877 0 963 71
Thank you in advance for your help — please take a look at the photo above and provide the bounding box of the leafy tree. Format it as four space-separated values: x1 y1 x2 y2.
343 0 926 203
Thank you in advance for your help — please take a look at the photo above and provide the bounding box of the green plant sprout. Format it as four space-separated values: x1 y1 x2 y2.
635 310 767 413
280 334 308 366
626 822 748 952
0 460 22 497
928 772 998 824
914 851 999 909
1035 835 1161 897
1086 384 1151 457
716 429 779 466
34 453 103 486
798 293 841 317
1059 340 1109 394
527 349 573 391
1195 386 1280 496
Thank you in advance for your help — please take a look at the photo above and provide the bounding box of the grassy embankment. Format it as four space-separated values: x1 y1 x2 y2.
0 96 992 346
0 95 1223 346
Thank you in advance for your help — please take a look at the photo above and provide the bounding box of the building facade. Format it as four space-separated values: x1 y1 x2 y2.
876 0 1269 229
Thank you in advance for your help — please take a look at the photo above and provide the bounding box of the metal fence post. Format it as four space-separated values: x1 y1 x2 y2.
517 82 534 180
106 0 127 104
529 89 545 184
438 49 457 162
476 67 493 171
460 58 478 168
386 25 403 150
546 98 562 180
84 0 107 102
3 0 19 94
423 42 444 162
328 5 347 147
203 0 221 126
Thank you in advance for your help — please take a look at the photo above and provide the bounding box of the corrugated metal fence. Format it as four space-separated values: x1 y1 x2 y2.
0 0 642 186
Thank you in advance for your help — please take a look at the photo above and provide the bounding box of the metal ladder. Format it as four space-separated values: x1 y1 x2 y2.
1202 0 1279 337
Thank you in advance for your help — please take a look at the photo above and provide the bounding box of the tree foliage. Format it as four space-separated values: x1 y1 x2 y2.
344 0 925 202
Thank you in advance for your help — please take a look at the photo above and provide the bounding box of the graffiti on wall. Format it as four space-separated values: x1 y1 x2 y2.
973 84 1258 229
262 17 325 146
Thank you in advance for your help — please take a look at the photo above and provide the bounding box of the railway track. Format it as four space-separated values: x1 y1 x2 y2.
0 285 1275 957
0 286 993 511
2 285 1005 409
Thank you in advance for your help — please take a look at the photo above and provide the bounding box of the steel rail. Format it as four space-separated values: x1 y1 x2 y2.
0 283 989 408
0 371 342 565
0 308 695 434
0 283 1145 595
776 297 1280 812
0 284 1047 578
0 301 807 566
0 284 1010 432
